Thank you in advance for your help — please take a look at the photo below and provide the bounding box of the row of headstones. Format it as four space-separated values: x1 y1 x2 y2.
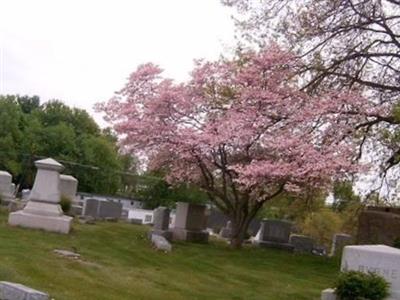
0 168 79 209
219 219 352 256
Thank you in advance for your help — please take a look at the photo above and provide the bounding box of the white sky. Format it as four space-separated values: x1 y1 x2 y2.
0 0 235 125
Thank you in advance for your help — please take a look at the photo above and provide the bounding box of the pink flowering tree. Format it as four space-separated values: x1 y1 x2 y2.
97 45 375 248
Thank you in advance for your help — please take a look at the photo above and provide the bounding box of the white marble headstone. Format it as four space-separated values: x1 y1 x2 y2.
341 245 400 299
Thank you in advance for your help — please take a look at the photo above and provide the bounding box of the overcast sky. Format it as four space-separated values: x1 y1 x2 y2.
0 0 235 124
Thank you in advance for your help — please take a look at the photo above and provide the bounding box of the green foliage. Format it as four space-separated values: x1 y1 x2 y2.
332 181 361 213
260 188 326 223
301 209 343 248
393 237 400 249
335 271 390 300
0 95 135 195
136 172 207 209
59 195 72 213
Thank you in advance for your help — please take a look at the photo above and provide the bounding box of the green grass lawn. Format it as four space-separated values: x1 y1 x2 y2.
0 209 339 299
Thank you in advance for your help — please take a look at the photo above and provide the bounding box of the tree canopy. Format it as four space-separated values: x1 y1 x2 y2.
224 0 400 197
0 95 133 194
97 45 376 247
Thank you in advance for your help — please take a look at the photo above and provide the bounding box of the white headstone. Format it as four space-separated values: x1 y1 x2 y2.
0 171 13 199
341 245 400 299
9 158 73 234
59 174 78 200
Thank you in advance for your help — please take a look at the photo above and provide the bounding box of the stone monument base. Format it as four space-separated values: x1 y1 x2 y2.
150 229 172 241
173 228 209 243
9 211 72 234
257 240 294 251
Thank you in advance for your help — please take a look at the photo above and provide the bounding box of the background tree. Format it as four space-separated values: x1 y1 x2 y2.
223 0 400 195
0 95 133 194
97 45 374 248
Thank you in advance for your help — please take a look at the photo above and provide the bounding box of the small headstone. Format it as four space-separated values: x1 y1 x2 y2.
172 202 209 243
151 234 172 252
82 199 122 220
256 219 294 251
330 233 353 256
151 207 172 240
69 204 83 216
59 175 78 200
0 171 14 205
341 245 400 299
289 234 314 253
321 288 337 300
219 221 233 239
0 281 49 300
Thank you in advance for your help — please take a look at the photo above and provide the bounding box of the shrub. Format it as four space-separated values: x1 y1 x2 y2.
335 271 389 300
301 209 343 248
393 237 400 249
60 195 72 213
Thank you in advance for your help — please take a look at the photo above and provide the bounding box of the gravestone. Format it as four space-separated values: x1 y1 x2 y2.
59 175 78 200
220 221 233 239
0 281 49 300
151 207 172 240
8 158 73 234
151 234 172 252
330 233 353 256
321 288 337 300
357 207 400 246
256 219 294 251
341 245 400 299
172 202 209 243
82 198 122 220
289 234 314 253
0 171 14 205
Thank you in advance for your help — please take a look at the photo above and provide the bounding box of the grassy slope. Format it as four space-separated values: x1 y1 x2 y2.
0 210 339 300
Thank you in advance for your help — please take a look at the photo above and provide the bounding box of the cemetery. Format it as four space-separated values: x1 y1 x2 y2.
2 1 400 299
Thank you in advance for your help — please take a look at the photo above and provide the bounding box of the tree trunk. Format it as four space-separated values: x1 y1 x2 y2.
229 219 250 249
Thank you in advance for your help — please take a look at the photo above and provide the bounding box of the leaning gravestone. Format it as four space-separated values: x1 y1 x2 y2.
172 202 209 243
151 207 172 240
256 219 294 251
8 158 73 234
0 281 49 300
289 234 314 253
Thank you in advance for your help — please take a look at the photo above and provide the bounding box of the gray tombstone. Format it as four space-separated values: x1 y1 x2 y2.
220 221 233 239
330 233 353 257
289 234 314 253
151 207 172 240
153 207 170 230
98 201 122 219
0 281 49 300
256 219 294 251
173 202 209 243
82 199 122 220
82 198 99 218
